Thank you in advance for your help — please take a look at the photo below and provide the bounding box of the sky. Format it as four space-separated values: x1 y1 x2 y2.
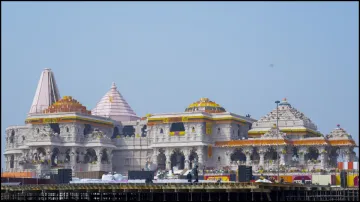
1 2 359 169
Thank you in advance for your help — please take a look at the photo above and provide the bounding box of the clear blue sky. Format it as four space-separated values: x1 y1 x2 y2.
1 2 359 168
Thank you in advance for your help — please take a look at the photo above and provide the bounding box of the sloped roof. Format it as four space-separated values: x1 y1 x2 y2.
91 82 139 122
28 68 61 115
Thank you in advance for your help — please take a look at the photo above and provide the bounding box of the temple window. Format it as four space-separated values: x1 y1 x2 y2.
22 136 25 141
66 127 69 133
10 130 15 143
192 127 195 133
112 126 120 138
170 122 185 133
141 125 147 137
217 128 220 134
160 128 164 134
50 123 60 134
83 124 92 136
36 128 40 134
10 155 14 169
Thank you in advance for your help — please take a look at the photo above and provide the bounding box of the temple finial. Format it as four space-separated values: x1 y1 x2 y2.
111 82 117 89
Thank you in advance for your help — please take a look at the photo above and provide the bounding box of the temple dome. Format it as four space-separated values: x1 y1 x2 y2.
326 124 353 140
250 98 318 131
43 96 91 114
185 98 226 113
91 82 139 122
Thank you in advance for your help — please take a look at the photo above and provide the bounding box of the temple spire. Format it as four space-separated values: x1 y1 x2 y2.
92 82 139 122
28 68 61 115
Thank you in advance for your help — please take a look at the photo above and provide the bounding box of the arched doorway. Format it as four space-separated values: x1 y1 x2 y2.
264 147 278 166
189 150 198 169
170 150 185 170
305 147 319 161
251 148 260 163
51 148 60 166
157 150 166 170
101 149 109 164
231 149 246 164
84 149 97 164
328 147 340 167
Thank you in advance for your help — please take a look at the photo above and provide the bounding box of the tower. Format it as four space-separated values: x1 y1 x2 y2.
28 68 61 115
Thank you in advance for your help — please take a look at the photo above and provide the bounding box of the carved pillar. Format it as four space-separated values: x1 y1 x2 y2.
298 147 307 165
244 148 252 166
197 146 204 168
259 149 266 167
165 149 172 170
184 149 190 169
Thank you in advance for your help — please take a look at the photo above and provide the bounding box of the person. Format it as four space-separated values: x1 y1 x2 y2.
193 165 199 183
187 172 192 184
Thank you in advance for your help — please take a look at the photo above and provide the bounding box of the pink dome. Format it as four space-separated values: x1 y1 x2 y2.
92 82 139 122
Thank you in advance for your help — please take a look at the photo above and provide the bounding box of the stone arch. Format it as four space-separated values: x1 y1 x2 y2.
100 149 109 164
10 130 15 143
264 147 278 161
10 155 15 169
231 149 246 163
170 149 185 170
157 149 166 170
35 147 46 161
305 147 319 161
51 148 60 166
84 148 97 164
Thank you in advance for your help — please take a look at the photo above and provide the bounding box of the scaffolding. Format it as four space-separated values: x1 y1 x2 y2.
1 183 359 201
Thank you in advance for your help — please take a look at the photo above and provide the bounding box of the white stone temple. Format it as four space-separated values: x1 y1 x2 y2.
4 69 358 177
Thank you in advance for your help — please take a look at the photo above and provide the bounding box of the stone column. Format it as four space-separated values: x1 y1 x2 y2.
165 149 172 170
184 149 190 169
197 146 204 168
244 148 252 166
298 147 307 165
259 149 266 167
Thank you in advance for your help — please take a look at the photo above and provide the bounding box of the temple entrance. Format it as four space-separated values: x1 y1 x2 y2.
231 149 246 164
157 150 166 170
170 150 185 170
189 150 198 169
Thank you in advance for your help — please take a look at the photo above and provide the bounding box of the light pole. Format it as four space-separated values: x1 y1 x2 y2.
275 100 280 182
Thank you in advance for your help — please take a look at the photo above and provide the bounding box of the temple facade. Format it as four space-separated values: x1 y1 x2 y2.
4 69 358 177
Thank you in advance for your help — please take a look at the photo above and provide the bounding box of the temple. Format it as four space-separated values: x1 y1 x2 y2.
4 69 358 179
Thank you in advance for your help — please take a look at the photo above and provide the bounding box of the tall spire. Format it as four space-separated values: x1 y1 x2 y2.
92 82 139 122
28 68 61 115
